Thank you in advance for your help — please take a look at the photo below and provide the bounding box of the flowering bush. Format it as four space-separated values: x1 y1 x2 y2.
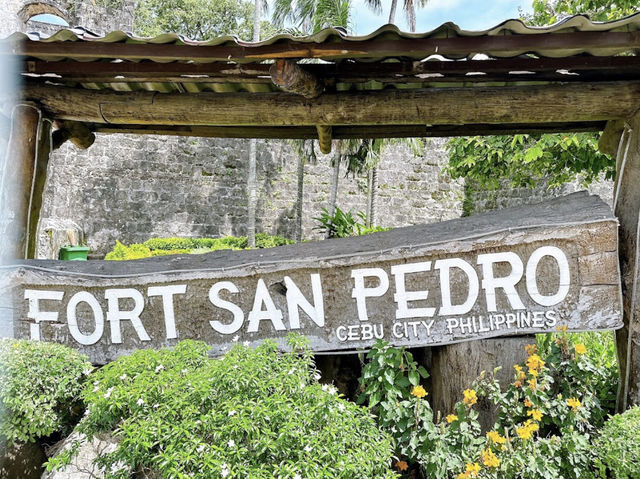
0 339 92 444
50 336 397 478
358 333 602 479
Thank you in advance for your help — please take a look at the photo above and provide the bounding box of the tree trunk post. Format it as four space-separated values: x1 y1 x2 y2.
1 103 49 260
612 114 640 410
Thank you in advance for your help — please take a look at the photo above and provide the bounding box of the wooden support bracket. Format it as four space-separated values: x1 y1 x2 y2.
316 125 332 154
269 59 324 99
52 120 95 150
599 119 625 157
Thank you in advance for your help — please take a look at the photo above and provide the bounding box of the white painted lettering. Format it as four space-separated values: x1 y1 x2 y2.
24 289 64 341
105 289 150 344
435 258 479 315
526 246 570 306
477 252 525 311
148 284 186 339
284 274 325 329
247 279 285 333
351 268 389 321
209 281 244 335
391 262 435 319
67 291 104 345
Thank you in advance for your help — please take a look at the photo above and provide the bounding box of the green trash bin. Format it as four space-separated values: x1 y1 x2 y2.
59 245 90 261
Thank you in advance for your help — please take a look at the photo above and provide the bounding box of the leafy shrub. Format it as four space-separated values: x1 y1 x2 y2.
537 329 618 427
358 339 599 478
595 406 640 479
106 234 294 260
50 336 397 478
314 207 389 238
0 339 92 444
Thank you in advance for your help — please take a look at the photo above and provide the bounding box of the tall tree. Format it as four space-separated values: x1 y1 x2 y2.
447 0 637 191
246 0 263 248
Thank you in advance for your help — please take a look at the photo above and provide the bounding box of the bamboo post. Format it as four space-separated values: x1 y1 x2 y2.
1 103 46 259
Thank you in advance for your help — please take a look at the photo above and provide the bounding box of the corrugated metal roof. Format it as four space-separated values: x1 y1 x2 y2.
7 12 640 61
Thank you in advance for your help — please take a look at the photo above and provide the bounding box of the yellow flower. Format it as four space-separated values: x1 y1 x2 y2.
411 385 427 399
516 420 539 440
528 378 537 391
567 398 581 411
465 462 482 477
514 364 526 381
525 344 537 356
524 398 533 408
483 448 500 468
514 380 522 388
463 389 478 406
446 414 458 423
527 409 543 422
528 368 539 377
557 325 568 332
395 460 409 471
575 344 587 355
456 473 470 479
526 354 545 372
486 430 507 445
557 393 563 400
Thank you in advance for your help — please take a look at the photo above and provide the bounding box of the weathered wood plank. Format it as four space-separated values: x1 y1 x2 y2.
613 114 640 410
20 82 640 127
6 193 621 364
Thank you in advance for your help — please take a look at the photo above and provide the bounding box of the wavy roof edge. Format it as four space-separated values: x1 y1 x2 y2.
5 11 640 46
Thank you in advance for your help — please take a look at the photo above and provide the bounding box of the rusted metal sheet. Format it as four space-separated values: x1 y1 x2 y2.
7 192 622 363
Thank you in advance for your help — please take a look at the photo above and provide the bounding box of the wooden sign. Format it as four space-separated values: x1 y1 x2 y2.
8 192 622 363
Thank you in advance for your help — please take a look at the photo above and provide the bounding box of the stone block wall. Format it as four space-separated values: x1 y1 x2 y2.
40 136 465 257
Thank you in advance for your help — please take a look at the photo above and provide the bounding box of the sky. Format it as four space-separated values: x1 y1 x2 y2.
350 0 533 35
32 1 535 35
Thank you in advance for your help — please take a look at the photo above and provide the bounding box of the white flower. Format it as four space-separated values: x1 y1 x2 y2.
243 341 250 347
294 474 302 479
227 439 235 448
120 374 127 381
155 364 164 373
304 445 312 452
136 398 145 406
221 464 229 478
93 385 99 392
337 403 345 412
181 369 188 375
103 387 113 399
288 368 295 375
232 335 240 342
314 372 321 381
197 445 205 453
321 384 329 392
228 410 236 417
83 368 93 376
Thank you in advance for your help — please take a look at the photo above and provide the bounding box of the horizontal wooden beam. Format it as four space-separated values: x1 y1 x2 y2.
21 81 640 128
11 31 640 62
24 56 640 80
91 122 605 139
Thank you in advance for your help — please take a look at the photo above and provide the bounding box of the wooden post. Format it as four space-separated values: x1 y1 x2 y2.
316 125 332 154
431 338 530 430
612 114 640 410
1 103 49 259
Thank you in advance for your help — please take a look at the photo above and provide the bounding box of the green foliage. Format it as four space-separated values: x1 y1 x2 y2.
105 234 294 260
526 0 638 25
537 330 618 427
313 207 389 238
358 340 601 478
0 339 92 444
446 133 614 189
273 0 351 33
50 337 397 478
134 0 257 40
595 406 640 478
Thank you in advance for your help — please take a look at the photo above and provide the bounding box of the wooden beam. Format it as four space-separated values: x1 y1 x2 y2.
91 122 605 139
12 30 640 62
613 115 640 410
27 119 52 259
21 81 640 128
270 60 324 98
22 56 640 85
52 120 95 150
599 119 625 157
316 125 332 153
1 104 42 259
